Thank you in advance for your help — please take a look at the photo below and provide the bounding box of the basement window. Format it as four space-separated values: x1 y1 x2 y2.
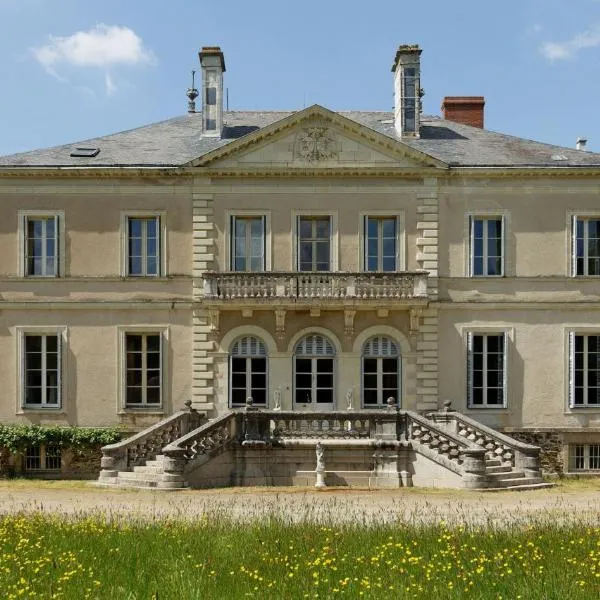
69 147 100 157
25 445 62 471
570 444 600 471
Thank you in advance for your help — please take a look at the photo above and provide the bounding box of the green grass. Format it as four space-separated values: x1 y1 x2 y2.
1 512 599 599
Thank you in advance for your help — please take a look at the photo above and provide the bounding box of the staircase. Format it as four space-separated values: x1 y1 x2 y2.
97 402 553 491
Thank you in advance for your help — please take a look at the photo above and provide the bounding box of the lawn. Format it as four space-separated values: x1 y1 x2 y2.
1 510 599 599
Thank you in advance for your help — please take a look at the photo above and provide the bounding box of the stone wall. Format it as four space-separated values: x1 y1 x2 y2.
509 431 564 475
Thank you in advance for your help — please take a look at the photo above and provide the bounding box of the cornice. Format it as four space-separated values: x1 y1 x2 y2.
436 301 600 310
0 300 193 310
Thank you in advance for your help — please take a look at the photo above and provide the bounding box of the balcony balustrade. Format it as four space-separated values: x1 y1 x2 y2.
201 271 428 304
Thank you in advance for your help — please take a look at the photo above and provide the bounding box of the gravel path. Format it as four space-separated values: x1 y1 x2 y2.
1 483 599 526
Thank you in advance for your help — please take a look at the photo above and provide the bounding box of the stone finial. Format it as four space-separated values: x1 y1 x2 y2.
443 400 452 413
246 397 253 407
186 70 199 113
387 396 397 411
184 399 193 412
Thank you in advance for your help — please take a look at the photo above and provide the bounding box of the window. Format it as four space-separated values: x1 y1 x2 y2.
24 216 58 277
573 217 600 276
125 333 162 407
467 333 506 408
365 216 398 272
23 333 61 408
298 217 331 271
127 216 160 276
470 216 504 276
570 334 600 407
25 445 61 471
294 334 335 407
231 216 265 271
362 337 400 407
571 444 600 471
230 336 267 407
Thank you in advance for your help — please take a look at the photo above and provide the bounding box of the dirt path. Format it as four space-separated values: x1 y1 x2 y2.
1 483 599 526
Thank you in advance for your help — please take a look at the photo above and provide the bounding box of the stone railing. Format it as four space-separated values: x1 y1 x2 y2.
98 401 204 480
427 403 541 477
202 271 428 301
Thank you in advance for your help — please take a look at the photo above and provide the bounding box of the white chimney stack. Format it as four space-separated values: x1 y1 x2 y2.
576 137 587 151
199 46 226 137
391 44 422 138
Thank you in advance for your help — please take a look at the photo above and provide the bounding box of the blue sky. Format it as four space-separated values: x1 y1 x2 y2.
1 0 600 155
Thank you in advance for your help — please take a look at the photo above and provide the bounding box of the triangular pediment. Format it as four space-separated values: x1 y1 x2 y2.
189 105 447 171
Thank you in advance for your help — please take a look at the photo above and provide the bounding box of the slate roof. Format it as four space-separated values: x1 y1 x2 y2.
1 108 600 169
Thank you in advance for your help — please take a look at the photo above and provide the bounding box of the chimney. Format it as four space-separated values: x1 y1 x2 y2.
199 46 226 136
441 97 485 128
576 137 587 151
391 44 422 138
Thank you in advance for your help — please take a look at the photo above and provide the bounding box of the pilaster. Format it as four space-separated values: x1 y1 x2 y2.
415 178 439 412
192 178 216 411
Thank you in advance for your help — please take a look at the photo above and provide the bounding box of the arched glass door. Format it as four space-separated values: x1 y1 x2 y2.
230 336 267 407
294 334 335 411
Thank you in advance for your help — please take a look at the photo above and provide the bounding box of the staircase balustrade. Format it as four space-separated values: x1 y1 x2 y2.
98 402 204 480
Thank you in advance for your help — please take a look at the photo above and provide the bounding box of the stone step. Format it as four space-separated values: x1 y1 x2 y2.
133 465 165 474
489 476 545 488
485 465 513 474
117 471 161 483
482 482 555 492
116 480 158 489
487 471 525 481
484 458 502 467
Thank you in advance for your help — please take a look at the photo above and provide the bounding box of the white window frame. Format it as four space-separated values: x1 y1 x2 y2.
569 213 600 277
25 444 62 471
225 210 271 272
293 334 336 407
466 212 507 277
16 327 67 412
229 336 268 407
570 443 600 471
18 210 65 277
567 331 600 408
120 211 167 277
292 210 338 272
359 211 405 272
465 329 509 409
118 326 168 413
361 336 401 408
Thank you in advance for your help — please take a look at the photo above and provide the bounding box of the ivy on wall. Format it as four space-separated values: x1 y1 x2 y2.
0 425 122 453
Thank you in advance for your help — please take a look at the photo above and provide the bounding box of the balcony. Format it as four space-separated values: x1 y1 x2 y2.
201 271 428 306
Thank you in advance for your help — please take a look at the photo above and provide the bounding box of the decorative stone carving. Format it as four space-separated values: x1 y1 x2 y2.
274 308 286 340
294 127 339 163
409 307 422 337
273 388 282 411
346 388 354 411
344 309 356 338
208 308 220 337
315 442 326 489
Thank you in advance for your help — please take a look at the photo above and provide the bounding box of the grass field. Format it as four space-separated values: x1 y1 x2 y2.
1 510 599 599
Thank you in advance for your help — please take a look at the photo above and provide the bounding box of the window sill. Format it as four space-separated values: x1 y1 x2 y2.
566 407 600 413
466 406 509 411
119 408 165 415
19 407 64 414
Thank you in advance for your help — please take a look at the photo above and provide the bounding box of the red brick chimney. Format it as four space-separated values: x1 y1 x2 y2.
441 96 485 128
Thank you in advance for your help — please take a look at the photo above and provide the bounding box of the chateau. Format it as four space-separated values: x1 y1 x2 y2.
1 45 600 487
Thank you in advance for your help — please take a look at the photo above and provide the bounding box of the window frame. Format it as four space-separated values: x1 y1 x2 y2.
568 332 600 408
570 443 600 471
118 327 168 413
120 211 167 278
226 211 271 272
466 330 509 409
293 334 336 407
467 213 506 277
18 210 65 278
570 214 600 277
229 336 268 408
292 210 338 272
359 211 405 272
17 327 67 412
361 336 401 408
25 444 62 471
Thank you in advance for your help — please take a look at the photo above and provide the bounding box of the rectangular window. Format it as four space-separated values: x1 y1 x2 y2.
571 444 600 471
470 216 504 276
25 216 58 277
127 216 160 276
23 334 61 408
573 217 600 276
298 216 331 271
571 334 600 406
467 333 506 408
25 445 61 471
365 216 398 272
231 216 265 271
125 333 162 407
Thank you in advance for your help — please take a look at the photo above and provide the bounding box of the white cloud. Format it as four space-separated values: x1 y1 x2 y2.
32 24 155 94
541 25 600 60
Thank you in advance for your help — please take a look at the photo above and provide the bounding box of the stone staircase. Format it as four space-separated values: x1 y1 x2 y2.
97 402 553 491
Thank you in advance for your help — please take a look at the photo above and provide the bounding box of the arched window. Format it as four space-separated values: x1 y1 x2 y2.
230 336 267 406
294 334 335 409
362 336 400 407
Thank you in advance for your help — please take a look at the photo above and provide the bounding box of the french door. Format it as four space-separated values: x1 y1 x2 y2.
293 334 336 411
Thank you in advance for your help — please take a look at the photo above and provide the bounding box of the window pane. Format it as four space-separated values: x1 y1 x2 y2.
299 218 312 238
315 218 330 239
363 358 377 373
251 373 266 389
129 219 142 237
296 358 312 373
232 373 247 388
126 387 142 404
146 218 158 238
363 389 378 405
146 387 161 404
231 389 246 405
146 257 158 276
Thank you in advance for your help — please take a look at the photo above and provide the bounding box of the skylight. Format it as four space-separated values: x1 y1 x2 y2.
70 147 100 157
